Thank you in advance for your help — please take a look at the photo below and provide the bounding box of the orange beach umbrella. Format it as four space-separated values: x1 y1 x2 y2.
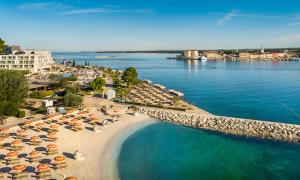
13 164 26 172
17 129 26 134
54 155 65 162
50 124 58 129
29 151 41 157
7 151 19 158
47 144 57 149
37 164 49 171
0 127 9 132
11 140 22 146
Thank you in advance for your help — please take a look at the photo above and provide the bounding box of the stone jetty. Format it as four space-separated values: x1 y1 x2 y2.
137 108 300 143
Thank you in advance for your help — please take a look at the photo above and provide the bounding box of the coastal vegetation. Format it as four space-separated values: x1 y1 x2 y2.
0 38 6 54
63 92 83 107
89 77 106 92
29 90 55 99
110 66 139 98
0 70 28 117
121 67 138 86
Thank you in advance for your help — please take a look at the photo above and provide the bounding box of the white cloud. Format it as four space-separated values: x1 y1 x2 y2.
216 10 239 26
216 10 280 26
18 2 70 10
60 7 153 15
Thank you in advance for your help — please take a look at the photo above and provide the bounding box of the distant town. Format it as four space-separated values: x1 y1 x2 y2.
95 47 300 61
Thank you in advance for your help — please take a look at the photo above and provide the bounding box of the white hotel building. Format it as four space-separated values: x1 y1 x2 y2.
0 50 55 72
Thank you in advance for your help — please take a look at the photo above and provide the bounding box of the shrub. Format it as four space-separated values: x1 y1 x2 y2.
17 110 25 118
89 77 106 92
29 90 54 99
64 93 83 107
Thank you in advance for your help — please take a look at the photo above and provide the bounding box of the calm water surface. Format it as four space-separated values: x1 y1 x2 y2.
54 52 300 179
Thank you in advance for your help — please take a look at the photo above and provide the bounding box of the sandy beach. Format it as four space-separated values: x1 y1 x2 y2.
0 96 156 179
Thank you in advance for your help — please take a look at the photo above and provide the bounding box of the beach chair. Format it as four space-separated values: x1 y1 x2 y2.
47 136 58 142
28 141 42 146
36 170 51 179
47 149 59 156
6 158 20 165
29 156 42 163
0 173 4 179
12 172 29 179
53 162 68 170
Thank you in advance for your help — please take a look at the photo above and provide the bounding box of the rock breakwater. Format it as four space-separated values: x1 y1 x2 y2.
138 108 300 143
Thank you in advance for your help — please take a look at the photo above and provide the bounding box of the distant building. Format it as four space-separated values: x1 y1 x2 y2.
205 51 223 60
239 52 250 60
0 48 54 72
177 50 199 60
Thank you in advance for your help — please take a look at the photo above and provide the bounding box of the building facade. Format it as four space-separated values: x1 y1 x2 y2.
0 50 54 72
177 50 199 60
205 51 223 60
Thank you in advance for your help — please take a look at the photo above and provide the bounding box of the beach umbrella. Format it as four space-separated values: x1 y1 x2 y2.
71 119 79 123
23 120 32 125
36 122 44 127
54 155 65 163
30 136 40 142
50 124 58 129
47 132 57 136
7 151 19 159
37 164 50 172
0 127 9 132
47 144 57 149
29 151 41 158
17 129 26 135
11 140 22 146
13 164 26 172
73 122 81 127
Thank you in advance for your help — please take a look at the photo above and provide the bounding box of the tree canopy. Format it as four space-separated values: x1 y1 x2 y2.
64 92 83 107
121 67 138 85
89 77 106 91
0 38 6 55
0 70 28 116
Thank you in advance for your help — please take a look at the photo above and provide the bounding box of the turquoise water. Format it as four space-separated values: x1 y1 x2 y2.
53 52 300 179
118 122 300 180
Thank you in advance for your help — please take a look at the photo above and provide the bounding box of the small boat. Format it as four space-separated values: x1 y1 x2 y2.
201 56 208 62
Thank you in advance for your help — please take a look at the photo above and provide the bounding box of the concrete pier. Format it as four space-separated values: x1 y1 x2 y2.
137 108 300 143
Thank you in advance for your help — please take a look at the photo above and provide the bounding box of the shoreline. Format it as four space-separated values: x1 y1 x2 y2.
0 103 156 179
100 119 158 180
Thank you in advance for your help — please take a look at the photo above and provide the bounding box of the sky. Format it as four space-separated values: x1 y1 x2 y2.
1 0 300 51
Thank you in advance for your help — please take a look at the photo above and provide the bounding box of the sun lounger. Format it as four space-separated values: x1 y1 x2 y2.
29 156 42 163
6 158 20 165
36 170 51 179
10 146 24 151
47 149 59 156
53 162 68 170
12 172 28 179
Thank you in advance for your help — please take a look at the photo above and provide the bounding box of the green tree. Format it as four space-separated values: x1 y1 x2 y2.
64 93 83 107
0 70 28 116
65 84 81 94
121 67 138 85
89 77 106 91
0 38 6 55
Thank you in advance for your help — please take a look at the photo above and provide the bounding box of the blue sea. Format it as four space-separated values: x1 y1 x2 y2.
54 52 300 179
